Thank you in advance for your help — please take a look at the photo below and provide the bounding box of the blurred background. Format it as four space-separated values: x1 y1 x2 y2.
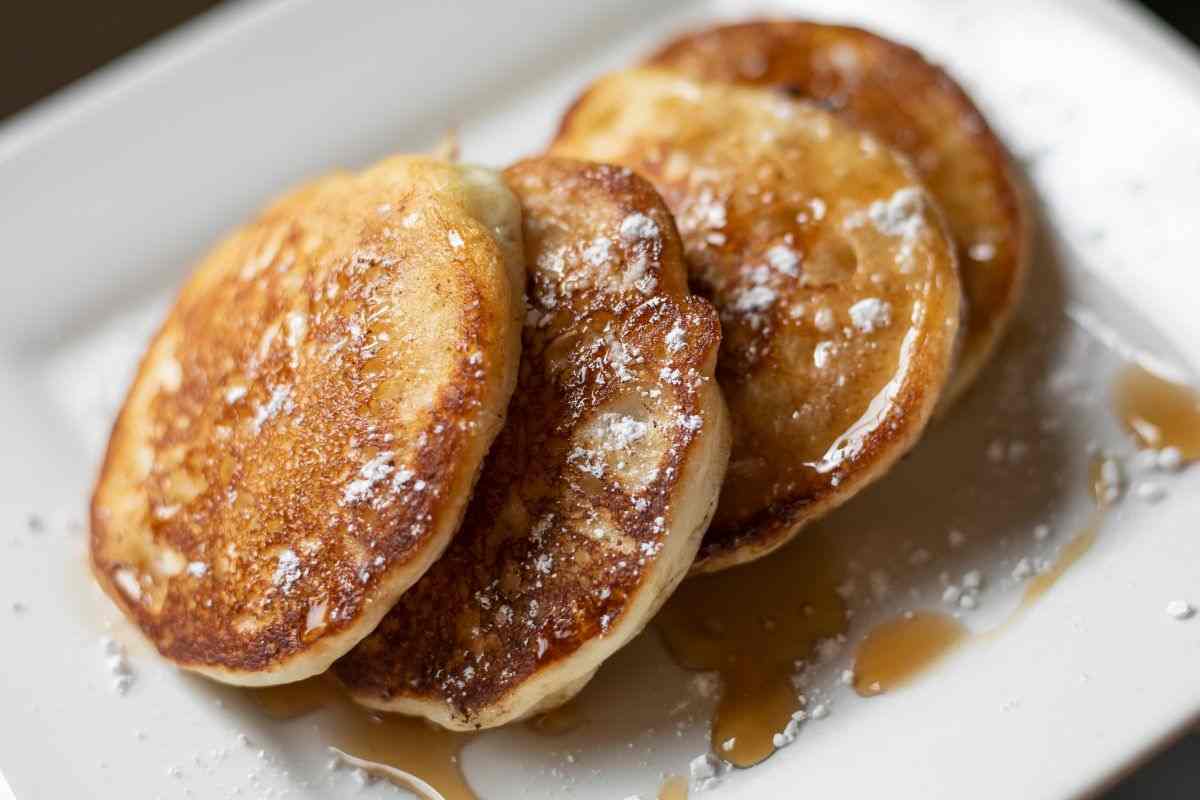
1 1 1199 123
1 1 1197 797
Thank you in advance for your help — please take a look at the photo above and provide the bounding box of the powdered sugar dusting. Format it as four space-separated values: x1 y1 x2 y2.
766 244 802 277
845 187 926 272
666 321 687 353
619 213 659 242
848 298 892 334
341 451 395 506
597 413 650 450
252 384 293 433
582 237 612 267
729 265 778 330
272 549 302 595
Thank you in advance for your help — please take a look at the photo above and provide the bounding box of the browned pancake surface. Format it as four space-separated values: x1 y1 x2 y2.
552 70 960 571
90 156 524 684
335 158 729 728
649 20 1030 406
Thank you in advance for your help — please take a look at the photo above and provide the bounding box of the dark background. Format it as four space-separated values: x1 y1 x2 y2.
1 1 1197 797
2 1 1199 123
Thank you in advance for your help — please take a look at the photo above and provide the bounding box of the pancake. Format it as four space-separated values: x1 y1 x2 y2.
551 69 961 572
90 156 525 685
335 157 730 729
648 20 1030 408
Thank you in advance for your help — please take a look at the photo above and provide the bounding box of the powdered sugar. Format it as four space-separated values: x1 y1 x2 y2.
729 265 779 329
341 451 395 506
568 447 606 478
272 549 302 595
666 321 687 353
813 341 836 369
1166 600 1194 620
100 636 134 695
732 286 777 314
845 187 926 272
766 244 802 277
619 213 659 242
684 186 727 232
252 384 293 433
598 414 650 450
689 753 730 792
848 298 892 334
582 237 612 267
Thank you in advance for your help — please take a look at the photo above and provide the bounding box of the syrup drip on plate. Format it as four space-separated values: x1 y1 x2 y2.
1021 513 1102 608
855 500 1107 697
656 527 846 767
250 676 477 800
1024 362 1200 615
852 611 967 697
659 452 1113 762
658 775 689 799
1113 364 1200 458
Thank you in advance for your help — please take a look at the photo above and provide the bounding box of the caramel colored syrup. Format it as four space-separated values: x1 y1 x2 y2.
656 528 846 767
1113 364 1200 458
249 676 477 800
851 612 967 697
658 775 689 799
1020 513 1102 609
853 515 1102 700
525 699 586 736
855 509 1105 700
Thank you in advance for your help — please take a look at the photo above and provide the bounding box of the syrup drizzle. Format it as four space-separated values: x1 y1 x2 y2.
74 363 1193 796
656 527 847 767
1021 514 1102 608
852 611 967 697
658 775 689 799
1113 364 1200 458
853 495 1107 703
249 676 477 800
663 425 1122 774
852 511 1105 700
655 365 1194 760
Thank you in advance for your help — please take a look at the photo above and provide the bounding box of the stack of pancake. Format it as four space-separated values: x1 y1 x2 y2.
91 21 1028 732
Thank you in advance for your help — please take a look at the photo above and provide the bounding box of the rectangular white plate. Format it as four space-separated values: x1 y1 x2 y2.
2 1 1200 798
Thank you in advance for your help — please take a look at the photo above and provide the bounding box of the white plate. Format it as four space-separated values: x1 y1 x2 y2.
2 0 1200 798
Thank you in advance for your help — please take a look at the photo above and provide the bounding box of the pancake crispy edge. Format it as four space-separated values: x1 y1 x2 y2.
551 69 961 572
335 157 730 729
647 19 1031 409
90 156 525 685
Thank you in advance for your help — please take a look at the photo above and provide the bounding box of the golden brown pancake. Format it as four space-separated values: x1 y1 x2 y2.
335 157 730 729
648 20 1030 408
551 70 961 572
90 156 525 685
